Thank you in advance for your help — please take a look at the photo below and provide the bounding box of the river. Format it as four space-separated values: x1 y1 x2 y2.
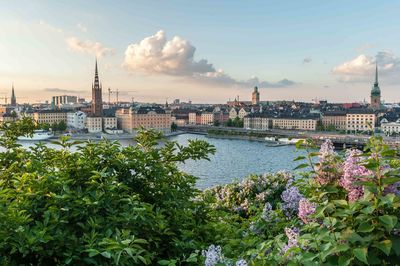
13 133 306 189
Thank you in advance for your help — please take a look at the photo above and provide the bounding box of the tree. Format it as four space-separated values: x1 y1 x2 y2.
0 122 216 265
213 120 220 127
171 122 178 132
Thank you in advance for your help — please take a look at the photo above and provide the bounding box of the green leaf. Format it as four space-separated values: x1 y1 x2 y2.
294 163 309 170
353 247 368 265
334 244 350 253
391 236 400 256
378 215 398 231
338 256 353 266
294 155 306 161
333 200 348 207
101 251 112 259
358 222 374 233
373 240 392 256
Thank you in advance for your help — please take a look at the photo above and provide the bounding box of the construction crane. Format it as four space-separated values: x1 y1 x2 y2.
108 88 137 105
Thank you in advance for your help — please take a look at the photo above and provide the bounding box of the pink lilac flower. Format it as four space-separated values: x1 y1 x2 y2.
281 227 300 254
339 149 372 201
202 245 223 266
315 139 341 185
281 180 303 217
298 198 316 224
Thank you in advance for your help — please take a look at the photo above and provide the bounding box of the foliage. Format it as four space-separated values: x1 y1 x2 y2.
1 118 400 265
171 122 178 132
225 118 243 128
0 119 216 265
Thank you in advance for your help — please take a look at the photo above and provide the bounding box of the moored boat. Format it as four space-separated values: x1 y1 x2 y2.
18 130 54 141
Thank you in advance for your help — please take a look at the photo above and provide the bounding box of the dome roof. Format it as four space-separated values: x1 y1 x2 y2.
371 84 381 96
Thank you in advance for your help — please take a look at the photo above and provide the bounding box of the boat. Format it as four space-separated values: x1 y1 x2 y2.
18 130 54 141
278 138 304 145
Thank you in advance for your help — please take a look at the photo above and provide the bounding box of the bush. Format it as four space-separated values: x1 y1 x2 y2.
0 119 216 265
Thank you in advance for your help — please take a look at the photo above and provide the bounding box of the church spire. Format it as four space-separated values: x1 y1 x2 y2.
374 61 378 86
94 57 99 87
11 82 16 106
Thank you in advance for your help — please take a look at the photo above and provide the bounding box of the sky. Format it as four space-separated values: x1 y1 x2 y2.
0 0 400 104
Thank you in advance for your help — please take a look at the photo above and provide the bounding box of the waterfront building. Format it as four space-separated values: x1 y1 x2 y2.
238 107 250 119
229 107 239 120
103 116 118 129
67 111 87 129
52 95 78 108
370 63 381 110
0 105 14 114
0 113 17 124
252 86 260 105
91 59 103 117
86 116 103 133
200 111 214 125
171 109 191 126
244 112 269 130
26 110 67 125
345 109 376 133
188 111 199 125
10 84 16 107
322 111 347 130
115 106 171 134
271 115 318 131
381 119 400 135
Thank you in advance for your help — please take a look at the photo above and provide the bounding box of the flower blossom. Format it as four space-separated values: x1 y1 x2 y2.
339 149 372 201
315 139 341 185
281 180 303 217
281 227 300 254
202 245 223 266
298 198 316 224
235 259 248 266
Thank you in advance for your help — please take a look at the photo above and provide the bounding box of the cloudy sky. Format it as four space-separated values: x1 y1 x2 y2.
1 0 400 104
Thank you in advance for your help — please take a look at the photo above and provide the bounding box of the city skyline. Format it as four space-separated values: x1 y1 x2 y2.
1 1 400 103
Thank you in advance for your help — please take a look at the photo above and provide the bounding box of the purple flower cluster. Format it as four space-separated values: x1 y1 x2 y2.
339 149 371 201
384 181 400 196
261 202 273 222
281 180 303 217
315 139 341 185
281 227 300 254
235 259 248 266
298 198 316 224
202 245 223 266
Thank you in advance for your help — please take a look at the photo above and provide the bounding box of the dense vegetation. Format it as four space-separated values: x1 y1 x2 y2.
0 118 399 265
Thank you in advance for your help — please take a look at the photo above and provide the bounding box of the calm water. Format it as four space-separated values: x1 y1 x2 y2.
14 134 306 189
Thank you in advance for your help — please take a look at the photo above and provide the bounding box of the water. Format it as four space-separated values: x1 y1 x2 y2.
168 134 306 189
12 134 306 189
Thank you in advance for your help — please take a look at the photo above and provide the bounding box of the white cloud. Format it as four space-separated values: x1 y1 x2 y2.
66 37 114 57
77 23 88 33
124 30 214 76
38 20 63 33
332 51 400 82
124 30 296 88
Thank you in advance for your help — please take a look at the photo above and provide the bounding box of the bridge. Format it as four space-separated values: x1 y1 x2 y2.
178 125 400 150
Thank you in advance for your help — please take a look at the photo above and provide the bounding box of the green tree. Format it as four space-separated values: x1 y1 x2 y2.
171 122 178 132
0 121 216 265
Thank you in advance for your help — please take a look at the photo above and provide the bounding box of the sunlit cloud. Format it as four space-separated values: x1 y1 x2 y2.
38 20 63 33
77 23 88 33
332 51 400 82
66 37 114 57
123 30 296 88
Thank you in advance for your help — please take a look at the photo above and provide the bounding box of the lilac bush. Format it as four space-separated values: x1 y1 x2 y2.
298 198 316 224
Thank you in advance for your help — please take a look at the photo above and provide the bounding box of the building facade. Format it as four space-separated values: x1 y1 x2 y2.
381 120 400 135
271 117 318 131
86 116 103 133
67 111 87 129
345 110 376 132
26 110 67 125
103 117 118 129
52 95 78 108
322 111 347 130
116 106 171 134
244 113 269 130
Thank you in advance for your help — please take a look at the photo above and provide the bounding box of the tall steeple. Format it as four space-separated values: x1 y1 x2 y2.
91 58 103 117
370 61 381 110
10 83 16 106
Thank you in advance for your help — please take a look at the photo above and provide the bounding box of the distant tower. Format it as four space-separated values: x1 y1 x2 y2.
10 83 16 106
252 86 260 105
370 62 381 110
91 59 103 116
